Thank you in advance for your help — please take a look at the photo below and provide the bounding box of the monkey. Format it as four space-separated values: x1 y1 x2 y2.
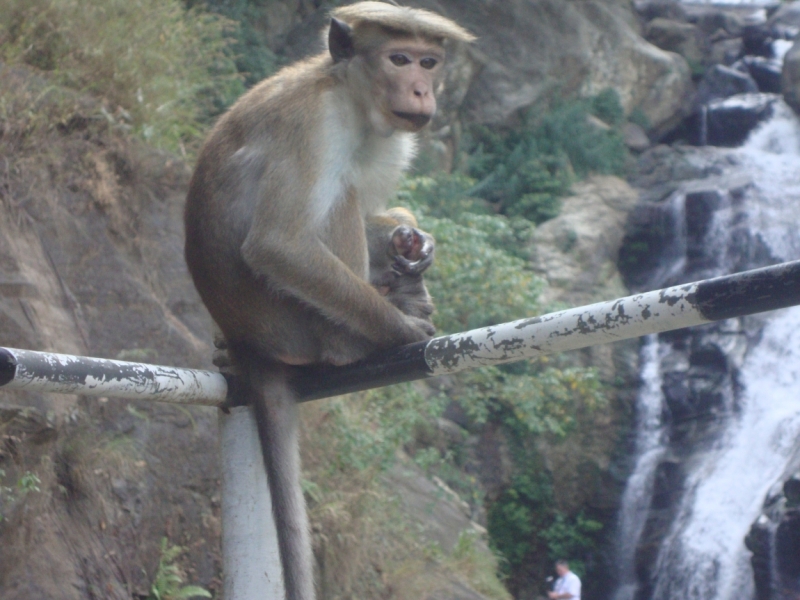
367 207 435 321
183 3 473 599
213 209 436 369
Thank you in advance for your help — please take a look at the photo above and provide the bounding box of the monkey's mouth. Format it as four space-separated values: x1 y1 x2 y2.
393 112 431 129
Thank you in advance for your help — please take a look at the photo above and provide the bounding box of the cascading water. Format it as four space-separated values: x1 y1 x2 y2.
612 337 669 600
649 100 800 600
610 24 800 600
651 302 800 600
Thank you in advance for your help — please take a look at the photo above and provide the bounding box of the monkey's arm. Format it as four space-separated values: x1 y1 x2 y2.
241 225 432 347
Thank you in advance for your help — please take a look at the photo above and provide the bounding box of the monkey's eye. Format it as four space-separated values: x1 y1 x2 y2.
389 54 412 66
420 57 438 70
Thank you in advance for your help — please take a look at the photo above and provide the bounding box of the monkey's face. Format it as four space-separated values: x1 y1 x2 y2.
372 39 444 133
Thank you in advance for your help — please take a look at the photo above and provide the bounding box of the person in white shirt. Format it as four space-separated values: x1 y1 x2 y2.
547 559 581 600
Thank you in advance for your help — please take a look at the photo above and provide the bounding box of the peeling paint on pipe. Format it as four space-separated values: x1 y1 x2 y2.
292 260 800 400
1 260 799 405
0 347 228 405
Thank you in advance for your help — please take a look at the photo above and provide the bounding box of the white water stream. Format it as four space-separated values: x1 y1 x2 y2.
613 337 668 600
611 102 800 600
652 307 800 600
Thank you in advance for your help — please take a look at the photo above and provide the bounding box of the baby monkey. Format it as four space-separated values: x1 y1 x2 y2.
367 207 435 322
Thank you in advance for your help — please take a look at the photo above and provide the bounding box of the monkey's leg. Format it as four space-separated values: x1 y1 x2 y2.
247 361 315 600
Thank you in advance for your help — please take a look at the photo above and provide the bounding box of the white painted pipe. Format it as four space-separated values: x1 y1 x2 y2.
0 347 227 405
219 406 285 600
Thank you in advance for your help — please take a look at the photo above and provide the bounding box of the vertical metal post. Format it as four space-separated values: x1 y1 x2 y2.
219 406 284 599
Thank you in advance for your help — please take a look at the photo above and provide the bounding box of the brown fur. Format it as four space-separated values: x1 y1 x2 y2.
367 208 435 321
184 4 471 599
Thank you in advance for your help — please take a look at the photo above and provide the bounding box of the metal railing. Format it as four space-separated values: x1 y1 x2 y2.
2 259 800 599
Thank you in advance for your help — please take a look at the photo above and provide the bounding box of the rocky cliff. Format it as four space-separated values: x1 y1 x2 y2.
0 1 700 598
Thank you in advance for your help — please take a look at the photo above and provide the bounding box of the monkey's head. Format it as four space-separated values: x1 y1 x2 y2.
329 2 474 134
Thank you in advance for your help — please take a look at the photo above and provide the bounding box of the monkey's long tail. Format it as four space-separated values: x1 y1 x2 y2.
248 361 316 600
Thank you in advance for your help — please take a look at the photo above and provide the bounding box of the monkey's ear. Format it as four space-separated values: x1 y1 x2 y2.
329 17 356 63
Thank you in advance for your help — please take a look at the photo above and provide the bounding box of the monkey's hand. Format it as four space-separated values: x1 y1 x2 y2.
212 329 240 376
391 224 434 276
387 273 435 324
403 314 436 338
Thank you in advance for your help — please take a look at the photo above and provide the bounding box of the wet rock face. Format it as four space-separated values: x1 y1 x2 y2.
744 56 784 93
748 473 800 600
634 0 800 145
696 64 759 105
775 511 800 589
783 39 800 114
616 144 788 599
705 93 777 147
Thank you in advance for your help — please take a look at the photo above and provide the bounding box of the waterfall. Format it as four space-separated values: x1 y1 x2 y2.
699 105 708 148
612 337 668 600
610 100 800 600
651 306 800 600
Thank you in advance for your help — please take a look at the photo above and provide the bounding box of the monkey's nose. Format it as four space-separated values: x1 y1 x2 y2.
412 81 430 98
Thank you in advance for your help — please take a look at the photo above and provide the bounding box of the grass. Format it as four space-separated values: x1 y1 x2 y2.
0 0 243 155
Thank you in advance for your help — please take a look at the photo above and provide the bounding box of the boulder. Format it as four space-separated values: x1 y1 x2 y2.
782 39 800 114
690 7 744 38
709 37 744 66
624 122 652 152
645 17 707 68
529 176 639 307
705 93 776 147
768 1 800 41
743 22 775 58
748 470 800 600
435 0 692 133
742 56 784 93
696 63 759 105
633 0 688 24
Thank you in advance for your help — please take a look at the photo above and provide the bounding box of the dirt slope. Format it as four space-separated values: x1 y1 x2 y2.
0 63 221 599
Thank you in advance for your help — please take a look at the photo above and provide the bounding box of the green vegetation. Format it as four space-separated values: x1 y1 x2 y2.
0 0 242 154
185 0 284 88
464 89 628 222
0 0 629 592
148 538 212 600
391 164 613 590
488 472 603 578
0 469 41 522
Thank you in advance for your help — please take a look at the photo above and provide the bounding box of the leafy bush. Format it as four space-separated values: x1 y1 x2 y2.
398 175 543 333
488 472 553 570
319 383 448 474
466 127 572 224
488 475 603 577
421 216 542 333
0 0 243 154
148 538 211 600
541 512 603 577
0 469 41 523
456 365 605 438
465 89 629 223
186 0 283 87
538 99 627 177
591 88 625 127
